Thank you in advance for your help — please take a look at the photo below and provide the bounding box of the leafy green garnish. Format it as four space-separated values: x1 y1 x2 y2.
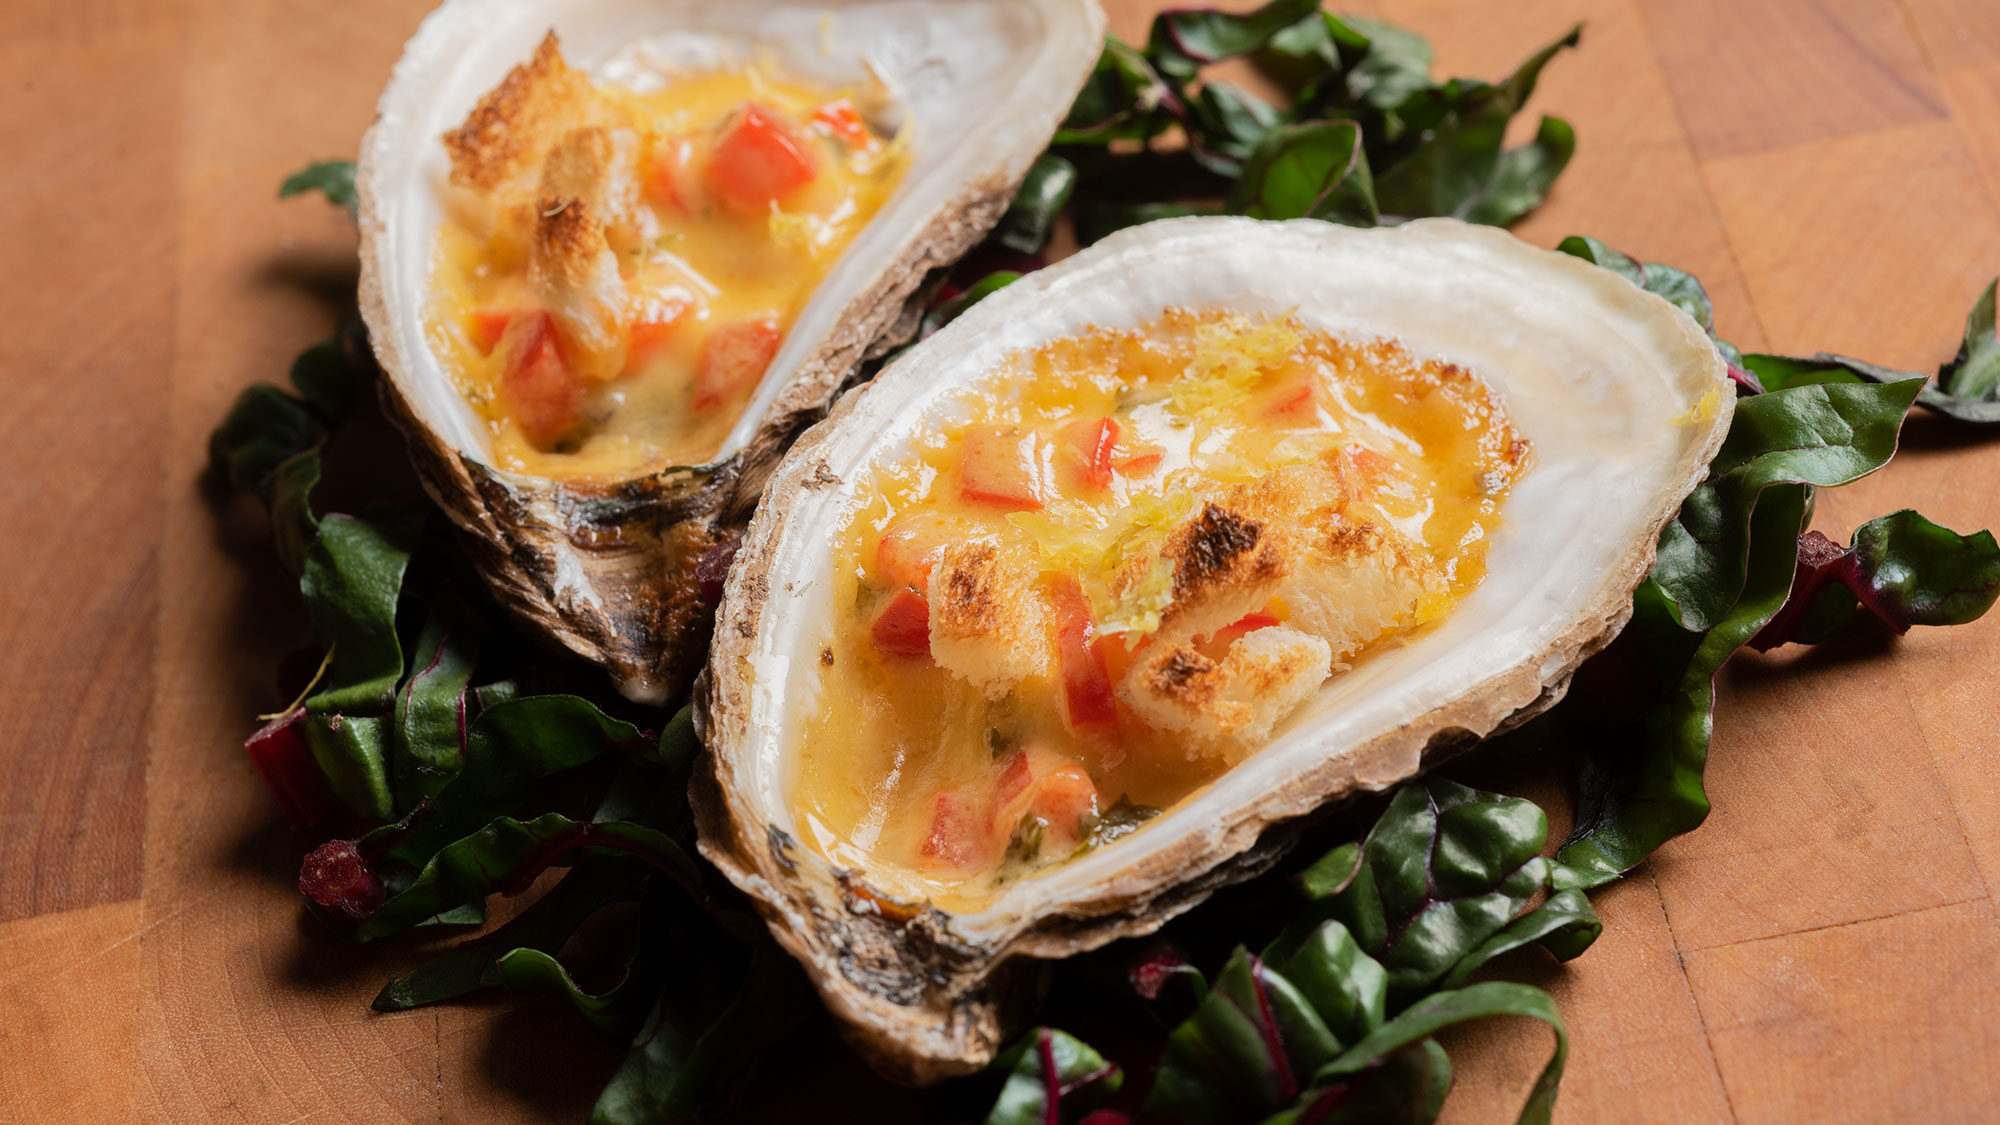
280 159 358 216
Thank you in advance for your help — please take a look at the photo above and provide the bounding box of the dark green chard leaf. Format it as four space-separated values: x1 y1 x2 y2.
1460 115 1575 227
1740 279 2000 422
1148 0 1323 82
1554 486 1809 890
363 695 654 872
1285 779 1585 1001
1256 1040 1451 1125
1438 890 1601 989
1187 82 1286 176
1265 920 1385 1047
1653 380 1923 631
1333 16 1437 116
373 856 650 1011
1145 947 1341 1123
1372 25 1581 223
1226 120 1378 225
280 158 358 216
209 385 327 498
1305 982 1568 1125
492 875 689 1039
345 812 700 941
995 154 1078 254
1927 279 2000 420
1057 38 1177 145
1748 511 2000 650
391 609 479 806
591 941 808 1125
983 1027 1123 1125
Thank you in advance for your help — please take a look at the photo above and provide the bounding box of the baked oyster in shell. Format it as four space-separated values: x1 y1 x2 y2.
695 216 1733 1082
357 0 1106 702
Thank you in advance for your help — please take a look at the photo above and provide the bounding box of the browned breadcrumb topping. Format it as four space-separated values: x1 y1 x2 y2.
442 32 600 193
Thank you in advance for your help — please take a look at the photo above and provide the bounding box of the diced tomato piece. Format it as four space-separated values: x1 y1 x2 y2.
1201 606 1285 657
467 308 519 356
708 104 820 212
809 99 871 147
958 425 1044 510
1260 374 1322 421
875 512 949 591
920 791 985 868
1058 415 1120 492
497 311 583 445
694 317 781 410
1029 764 1101 845
625 289 695 370
869 588 932 659
1051 577 1118 732
1113 441 1166 477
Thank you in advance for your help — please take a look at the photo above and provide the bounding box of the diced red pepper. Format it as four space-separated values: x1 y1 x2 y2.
1113 441 1166 477
1051 576 1118 732
920 791 985 868
1059 415 1120 492
694 316 781 410
809 99 871 147
1029 763 1101 845
869 588 932 659
1202 607 1285 656
958 425 1044 510
708 104 820 212
1259 374 1322 421
466 308 519 356
875 512 949 591
497 311 583 445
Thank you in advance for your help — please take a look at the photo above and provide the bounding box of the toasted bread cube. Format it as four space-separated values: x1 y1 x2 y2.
926 541 1049 699
1117 624 1331 762
1153 502 1289 642
1280 515 1448 667
539 125 649 255
443 33 604 199
529 196 629 381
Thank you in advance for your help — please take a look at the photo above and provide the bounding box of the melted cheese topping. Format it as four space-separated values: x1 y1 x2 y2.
427 39 907 480
789 310 1531 908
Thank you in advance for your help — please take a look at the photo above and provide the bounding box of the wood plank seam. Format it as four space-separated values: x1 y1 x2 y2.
1896 0 2000 219
1647 867 1741 1124
1629 10 1776 349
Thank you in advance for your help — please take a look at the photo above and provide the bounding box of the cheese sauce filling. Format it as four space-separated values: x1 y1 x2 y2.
790 310 1532 906
427 34 907 480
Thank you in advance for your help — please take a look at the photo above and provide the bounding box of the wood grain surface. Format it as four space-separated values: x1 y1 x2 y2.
3 0 1997 1121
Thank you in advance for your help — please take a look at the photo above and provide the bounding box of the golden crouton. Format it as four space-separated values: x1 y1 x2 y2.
539 125 648 255
1117 624 1331 762
443 33 604 198
1154 503 1288 641
926 541 1049 699
529 197 629 381
1281 515 1448 667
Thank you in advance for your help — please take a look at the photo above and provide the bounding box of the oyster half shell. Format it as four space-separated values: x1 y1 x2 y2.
696 217 1734 1081
357 0 1106 702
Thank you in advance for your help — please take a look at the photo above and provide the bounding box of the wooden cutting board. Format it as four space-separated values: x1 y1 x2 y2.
5 0 1998 1120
